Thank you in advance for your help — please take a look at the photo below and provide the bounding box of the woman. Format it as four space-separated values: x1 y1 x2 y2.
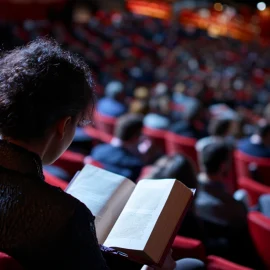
0 39 205 270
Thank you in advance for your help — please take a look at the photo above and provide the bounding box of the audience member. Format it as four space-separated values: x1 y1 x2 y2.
194 143 260 267
144 96 171 129
91 114 144 181
97 81 128 117
238 122 270 158
0 39 206 270
170 101 207 139
196 118 234 155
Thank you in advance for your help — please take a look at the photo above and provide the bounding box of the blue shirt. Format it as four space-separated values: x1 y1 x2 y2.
97 97 127 117
91 144 143 182
238 138 270 158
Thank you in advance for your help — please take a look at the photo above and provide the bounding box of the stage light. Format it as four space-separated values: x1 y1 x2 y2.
257 2 266 11
214 3 223 12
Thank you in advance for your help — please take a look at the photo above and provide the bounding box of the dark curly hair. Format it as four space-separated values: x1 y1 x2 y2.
0 38 95 140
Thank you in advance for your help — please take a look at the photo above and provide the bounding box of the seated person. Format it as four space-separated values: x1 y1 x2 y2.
238 122 270 158
196 118 235 155
143 95 171 130
97 81 128 117
145 154 203 240
0 39 205 270
194 143 260 267
91 114 145 182
170 101 207 140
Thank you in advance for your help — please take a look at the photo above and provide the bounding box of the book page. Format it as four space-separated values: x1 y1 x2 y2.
104 179 175 251
66 165 135 244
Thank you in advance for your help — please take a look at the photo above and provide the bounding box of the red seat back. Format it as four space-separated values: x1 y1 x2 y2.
0 252 23 270
143 127 167 153
53 150 85 176
238 177 270 206
172 236 206 262
207 255 253 270
94 111 117 136
165 132 198 171
43 171 68 190
234 151 270 186
84 156 104 169
248 211 270 268
84 126 113 144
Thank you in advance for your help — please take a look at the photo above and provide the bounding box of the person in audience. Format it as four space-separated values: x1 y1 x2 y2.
238 122 270 158
143 95 171 130
196 118 234 155
97 80 128 117
0 39 206 270
145 154 203 240
170 101 207 140
194 143 261 267
91 114 145 181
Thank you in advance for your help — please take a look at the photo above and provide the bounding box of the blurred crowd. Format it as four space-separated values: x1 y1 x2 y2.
2 10 270 269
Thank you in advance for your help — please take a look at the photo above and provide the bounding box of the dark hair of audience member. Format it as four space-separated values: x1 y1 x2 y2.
114 114 144 142
184 101 202 122
257 122 270 138
147 154 197 188
201 143 230 175
208 118 232 137
0 38 95 141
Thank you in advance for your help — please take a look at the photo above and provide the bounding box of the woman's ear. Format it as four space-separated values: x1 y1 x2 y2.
56 117 72 140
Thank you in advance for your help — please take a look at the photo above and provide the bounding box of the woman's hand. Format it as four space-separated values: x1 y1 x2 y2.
141 250 176 270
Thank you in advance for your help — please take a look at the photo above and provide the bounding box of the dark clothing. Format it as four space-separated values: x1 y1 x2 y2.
170 121 205 140
0 140 108 270
194 176 261 267
238 138 270 158
97 97 127 117
91 144 143 182
194 179 247 228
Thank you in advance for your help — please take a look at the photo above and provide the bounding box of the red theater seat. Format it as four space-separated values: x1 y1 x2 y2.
238 177 270 206
234 151 270 186
165 132 198 171
172 236 206 262
84 126 113 144
43 171 68 190
53 150 85 177
93 111 117 136
207 255 253 270
248 212 270 269
143 127 167 153
0 252 23 270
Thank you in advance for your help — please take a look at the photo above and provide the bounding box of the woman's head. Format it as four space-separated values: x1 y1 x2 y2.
148 154 197 188
0 38 95 164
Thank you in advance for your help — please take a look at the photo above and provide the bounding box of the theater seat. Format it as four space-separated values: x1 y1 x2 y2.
0 252 23 270
248 212 270 269
207 255 253 270
94 111 117 136
238 177 270 206
165 132 198 171
142 127 167 153
172 236 206 262
53 150 85 177
84 156 104 168
234 151 270 186
43 171 68 190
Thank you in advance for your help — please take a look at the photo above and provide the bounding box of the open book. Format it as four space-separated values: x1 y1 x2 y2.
66 165 194 266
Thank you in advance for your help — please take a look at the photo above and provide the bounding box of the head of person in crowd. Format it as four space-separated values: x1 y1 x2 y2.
149 95 170 116
0 38 95 165
256 122 270 147
208 118 232 138
105 80 125 101
200 143 231 182
134 86 150 101
114 113 144 148
146 154 197 189
129 99 150 116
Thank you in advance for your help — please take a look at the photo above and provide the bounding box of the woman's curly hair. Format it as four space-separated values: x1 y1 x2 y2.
0 38 95 140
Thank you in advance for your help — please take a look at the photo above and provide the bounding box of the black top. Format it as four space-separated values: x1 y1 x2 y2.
0 140 108 270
